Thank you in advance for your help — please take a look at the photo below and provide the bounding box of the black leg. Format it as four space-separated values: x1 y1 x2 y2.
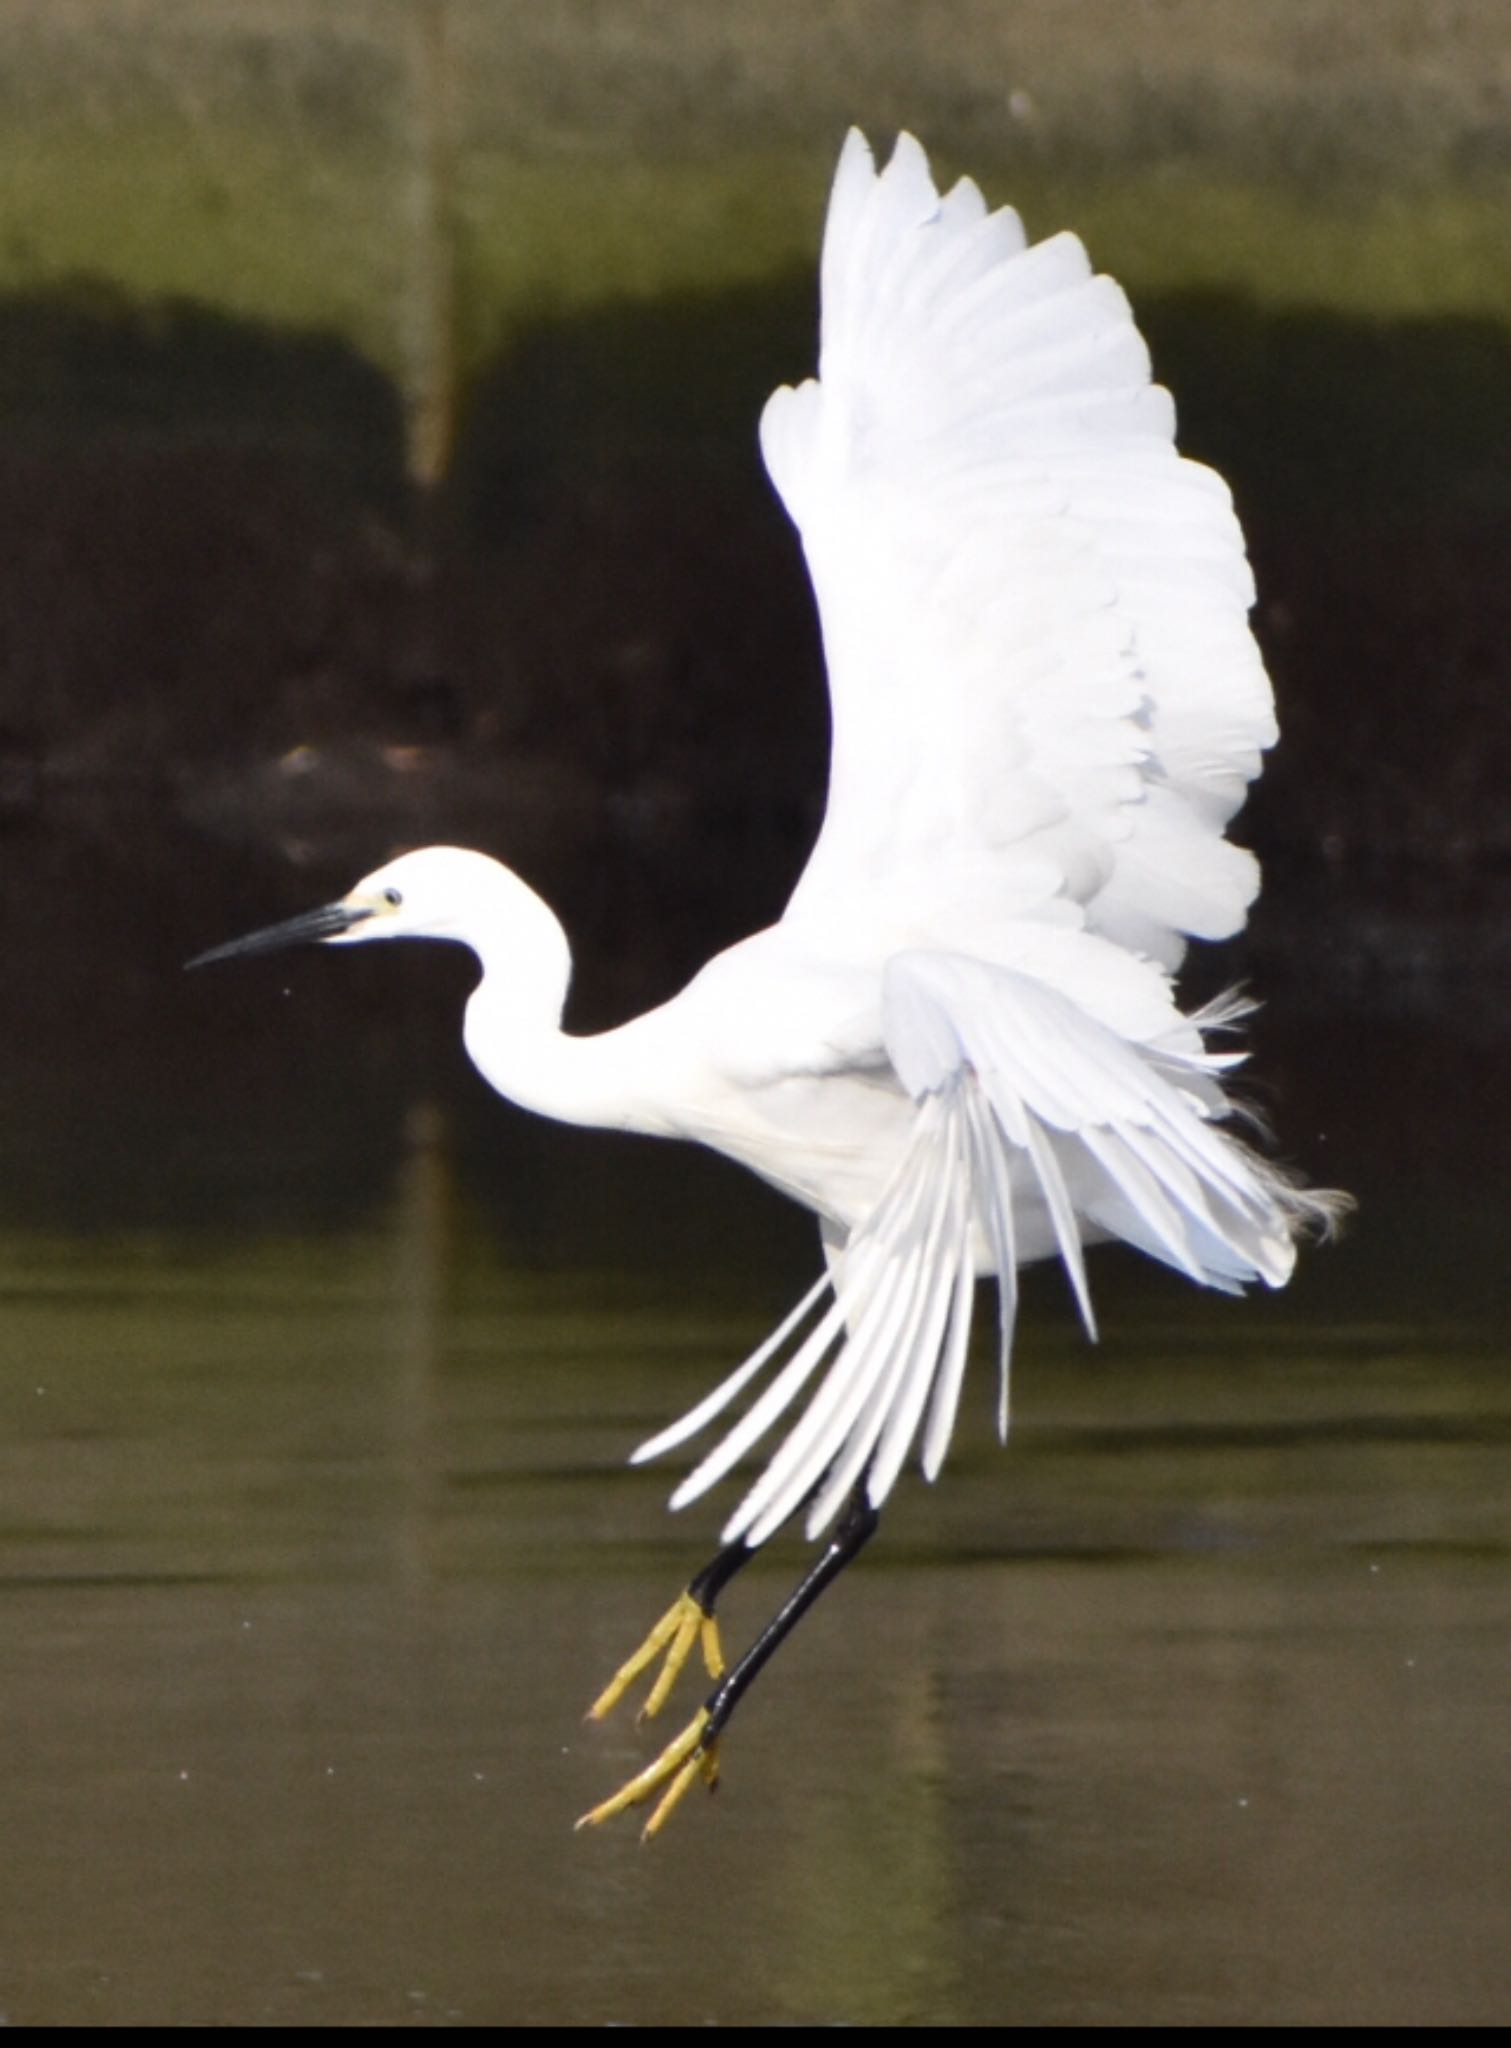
688 1530 759 1617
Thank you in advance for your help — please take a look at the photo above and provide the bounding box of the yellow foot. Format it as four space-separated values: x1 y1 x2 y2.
576 1707 721 1840
586 1590 726 1725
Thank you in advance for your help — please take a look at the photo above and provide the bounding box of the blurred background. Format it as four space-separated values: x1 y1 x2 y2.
0 0 1506 2026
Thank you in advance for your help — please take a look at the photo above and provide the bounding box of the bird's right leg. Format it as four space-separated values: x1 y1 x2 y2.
585 1531 755 1725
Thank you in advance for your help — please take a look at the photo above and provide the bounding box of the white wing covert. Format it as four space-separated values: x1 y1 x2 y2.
764 130 1277 971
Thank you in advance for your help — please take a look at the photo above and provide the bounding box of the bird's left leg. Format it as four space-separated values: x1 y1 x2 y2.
586 1231 853 1731
585 1531 754 1726
578 1485 881 1838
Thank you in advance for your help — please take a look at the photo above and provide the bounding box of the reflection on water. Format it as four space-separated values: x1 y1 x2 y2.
0 813 1506 2024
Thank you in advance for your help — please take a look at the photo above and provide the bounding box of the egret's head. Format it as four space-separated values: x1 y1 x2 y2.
187 846 522 969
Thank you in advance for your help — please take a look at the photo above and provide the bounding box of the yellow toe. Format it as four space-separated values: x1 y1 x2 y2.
587 1589 728 1725
585 1596 687 1722
641 1738 719 1840
638 1605 701 1721
576 1708 713 1834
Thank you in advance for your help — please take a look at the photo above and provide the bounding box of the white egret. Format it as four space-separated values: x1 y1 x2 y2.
191 131 1343 1837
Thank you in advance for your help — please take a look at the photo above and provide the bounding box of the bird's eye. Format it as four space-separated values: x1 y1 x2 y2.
383 887 403 908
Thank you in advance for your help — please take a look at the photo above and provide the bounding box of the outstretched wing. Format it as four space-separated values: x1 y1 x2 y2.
762 130 1276 971
629 134 1325 1545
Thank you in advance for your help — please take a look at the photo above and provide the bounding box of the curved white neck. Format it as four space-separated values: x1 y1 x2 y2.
458 881 668 1135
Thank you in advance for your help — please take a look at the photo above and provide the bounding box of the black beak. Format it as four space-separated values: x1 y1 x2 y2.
185 901 374 970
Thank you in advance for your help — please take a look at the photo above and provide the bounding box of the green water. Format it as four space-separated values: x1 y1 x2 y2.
0 816 1504 2025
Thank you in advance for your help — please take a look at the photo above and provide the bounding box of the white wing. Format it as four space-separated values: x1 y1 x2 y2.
762 130 1276 971
632 134 1339 1543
